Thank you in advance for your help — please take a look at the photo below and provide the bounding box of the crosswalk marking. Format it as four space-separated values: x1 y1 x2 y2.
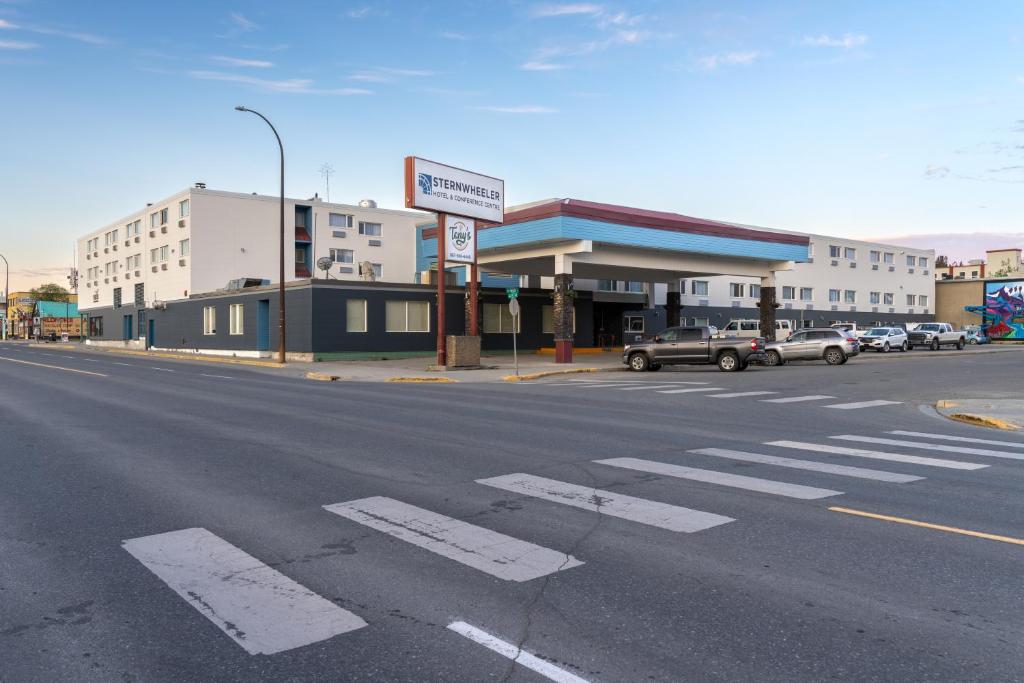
323 497 582 582
448 621 591 683
766 441 987 470
709 391 778 399
476 473 734 532
617 384 680 391
655 387 723 394
122 528 366 655
830 435 1024 461
567 379 710 385
595 457 843 499
689 448 924 483
888 430 1024 449
561 382 646 389
825 400 903 410
761 395 835 403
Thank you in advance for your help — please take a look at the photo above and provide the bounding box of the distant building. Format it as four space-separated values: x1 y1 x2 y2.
936 247 1024 281
33 300 83 339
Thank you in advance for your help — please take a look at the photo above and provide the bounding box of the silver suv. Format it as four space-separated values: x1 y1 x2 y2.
763 328 860 366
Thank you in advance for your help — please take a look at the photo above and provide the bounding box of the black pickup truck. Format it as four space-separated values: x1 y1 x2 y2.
622 326 767 372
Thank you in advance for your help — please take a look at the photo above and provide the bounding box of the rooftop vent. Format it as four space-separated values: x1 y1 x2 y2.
358 199 377 209
195 182 206 189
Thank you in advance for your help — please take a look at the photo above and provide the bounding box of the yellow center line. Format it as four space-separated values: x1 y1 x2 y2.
829 506 1024 546
0 355 107 377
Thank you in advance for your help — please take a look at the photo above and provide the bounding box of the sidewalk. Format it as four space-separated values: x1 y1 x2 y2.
935 399 1024 431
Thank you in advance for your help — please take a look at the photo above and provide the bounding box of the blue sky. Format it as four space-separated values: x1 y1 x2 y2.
2 0 1024 290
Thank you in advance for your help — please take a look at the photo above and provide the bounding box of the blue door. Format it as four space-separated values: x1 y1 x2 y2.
147 319 155 349
256 299 270 351
123 314 133 340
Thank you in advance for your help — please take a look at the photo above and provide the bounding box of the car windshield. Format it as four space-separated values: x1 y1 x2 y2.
867 328 889 335
917 324 940 331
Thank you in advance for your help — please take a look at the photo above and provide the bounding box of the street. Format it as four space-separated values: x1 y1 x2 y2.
2 343 1023 682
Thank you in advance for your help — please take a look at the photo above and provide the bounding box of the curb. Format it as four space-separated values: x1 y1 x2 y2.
934 401 1020 431
386 376 458 383
58 345 285 368
306 372 341 382
502 367 617 382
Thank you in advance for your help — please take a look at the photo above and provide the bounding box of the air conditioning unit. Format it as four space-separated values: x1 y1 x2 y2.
93 251 99 257
134 270 140 277
112 244 118 251
125 240 131 247
134 236 141 243
125 273 131 279
161 263 168 270
151 266 158 273
149 230 156 238
830 260 838 266
86 254 91 260
160 226 167 234
152 300 167 310
86 282 91 288
888 266 895 272
849 262 856 268
908 268 915 274
872 264 878 270
112 276 117 282
178 219 186 228
923 269 929 275
104 247 109 253
104 278 109 283
179 259 186 267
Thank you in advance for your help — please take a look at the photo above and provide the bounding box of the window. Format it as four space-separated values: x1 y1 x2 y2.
918 257 927 268
883 252 894 264
160 245 169 262
971 270 978 278
203 306 216 335
844 247 856 260
844 290 856 304
919 295 928 307
179 199 189 218
729 283 745 298
358 221 382 236
229 304 243 335
113 287 122 308
625 316 644 332
346 299 367 332
483 303 521 333
150 248 159 263
329 213 353 228
829 245 841 258
150 212 160 228
105 261 116 276
906 255 915 267
799 287 813 301
884 292 894 305
295 247 307 264
596 280 616 291
870 250 880 263
750 284 761 299
179 239 190 257
691 280 709 296
869 291 880 304
386 301 429 332
359 262 382 279
160 208 168 225
151 246 169 263
330 248 354 263
88 317 103 337
690 317 710 327
740 321 759 331
87 237 99 252
829 289 841 303
906 294 917 306
781 286 795 300
127 220 141 237
541 305 576 334
104 229 119 246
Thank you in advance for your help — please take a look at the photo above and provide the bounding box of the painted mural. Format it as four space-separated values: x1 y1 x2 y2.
971 282 1024 340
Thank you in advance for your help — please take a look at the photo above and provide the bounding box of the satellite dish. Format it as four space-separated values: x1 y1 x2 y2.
316 256 333 280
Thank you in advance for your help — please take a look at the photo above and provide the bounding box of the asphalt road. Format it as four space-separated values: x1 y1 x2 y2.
2 342 1023 682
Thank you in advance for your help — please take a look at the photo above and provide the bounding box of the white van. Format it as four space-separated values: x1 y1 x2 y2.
718 319 795 338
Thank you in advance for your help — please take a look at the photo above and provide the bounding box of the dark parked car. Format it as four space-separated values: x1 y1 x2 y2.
623 326 767 372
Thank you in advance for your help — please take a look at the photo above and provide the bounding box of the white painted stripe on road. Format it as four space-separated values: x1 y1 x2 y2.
81 358 99 362
766 441 987 470
0 355 107 377
708 391 778 398
476 473 734 532
655 387 723 394
617 384 680 391
595 457 843 499
690 448 923 483
150 367 175 372
761 395 835 403
889 430 1024 449
122 527 366 655
323 497 582 582
200 374 236 379
830 435 1024 460
447 621 590 683
567 379 710 385
114 362 133 366
563 382 646 389
825 400 903 410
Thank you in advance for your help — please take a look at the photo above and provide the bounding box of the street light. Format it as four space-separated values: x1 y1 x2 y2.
0 253 7 340
235 105 287 364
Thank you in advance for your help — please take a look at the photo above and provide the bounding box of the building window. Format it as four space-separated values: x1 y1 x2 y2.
88 317 103 337
329 213 353 228
179 239 190 257
229 304 243 335
691 280 709 296
906 255 915 267
844 290 856 303
330 248 354 264
883 252 894 264
829 245 841 258
87 237 99 252
918 256 928 268
781 286 795 300
179 199 189 218
799 287 813 301
828 289 841 303
906 294 916 306
919 295 928 307
883 292 894 305
542 305 576 334
483 303 520 333
113 288 122 308
203 306 216 335
869 292 880 304
729 283 745 298
844 247 856 260
971 270 978 278
358 221 382 237
750 284 761 299
359 262 382 279
128 220 141 237
597 280 616 291
346 299 367 332
870 250 880 263
159 208 168 225
295 246 307 264
386 300 429 332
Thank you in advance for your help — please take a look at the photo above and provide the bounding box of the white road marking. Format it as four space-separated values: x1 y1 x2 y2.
200 373 236 379
122 527 366 655
0 355 107 377
655 387 723 394
825 400 903 410
830 435 1024 461
81 358 99 362
150 367 175 372
562 382 647 389
323 497 582 582
595 457 843 499
889 430 1024 449
708 391 778 398
617 384 680 391
114 362 133 366
567 379 710 385
761 395 835 403
447 621 590 683
476 473 734 532
766 441 987 470
689 448 923 483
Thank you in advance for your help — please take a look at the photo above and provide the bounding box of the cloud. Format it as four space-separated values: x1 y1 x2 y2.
696 50 763 71
375 66 434 76
211 55 273 68
924 164 951 178
0 18 16 29
0 38 35 49
873 232 1024 262
532 4 603 18
597 11 643 28
801 33 868 49
440 31 470 41
476 105 557 113
349 66 436 82
228 12 258 33
346 6 387 19
0 19 108 45
188 70 372 95
521 60 567 71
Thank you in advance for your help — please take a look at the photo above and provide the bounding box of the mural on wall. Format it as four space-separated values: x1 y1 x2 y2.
969 282 1024 339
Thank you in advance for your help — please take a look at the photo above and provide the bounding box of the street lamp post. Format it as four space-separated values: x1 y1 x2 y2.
235 106 287 364
0 253 7 340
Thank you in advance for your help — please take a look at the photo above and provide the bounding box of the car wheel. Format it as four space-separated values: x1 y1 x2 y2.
930 339 940 351
907 344 914 351
956 337 965 350
901 341 908 352
764 350 783 367
717 351 739 372
628 353 650 372
824 347 845 365
649 363 663 371
883 342 890 353
969 338 978 344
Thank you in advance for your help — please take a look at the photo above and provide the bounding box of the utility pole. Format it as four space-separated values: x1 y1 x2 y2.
0 253 7 341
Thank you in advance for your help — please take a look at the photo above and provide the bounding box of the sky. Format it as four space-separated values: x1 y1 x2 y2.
2 0 1023 292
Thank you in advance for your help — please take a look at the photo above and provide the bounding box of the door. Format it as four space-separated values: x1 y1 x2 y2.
676 327 710 361
777 331 810 359
147 319 155 349
256 299 270 352
123 314 133 341
650 328 682 361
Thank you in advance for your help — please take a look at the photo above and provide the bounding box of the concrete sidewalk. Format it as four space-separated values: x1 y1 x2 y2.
935 399 1024 431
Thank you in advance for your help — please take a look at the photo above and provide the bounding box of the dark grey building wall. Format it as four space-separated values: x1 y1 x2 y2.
682 304 935 330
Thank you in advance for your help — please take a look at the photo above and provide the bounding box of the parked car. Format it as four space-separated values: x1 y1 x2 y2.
717 319 795 339
907 322 965 351
830 322 863 335
763 327 860 366
964 325 990 345
858 327 909 353
623 326 767 372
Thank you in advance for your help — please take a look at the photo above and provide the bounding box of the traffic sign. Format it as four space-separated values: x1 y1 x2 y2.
508 298 520 318
506 288 519 300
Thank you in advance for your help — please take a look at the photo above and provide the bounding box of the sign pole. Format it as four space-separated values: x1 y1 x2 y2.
436 212 447 366
469 224 479 336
